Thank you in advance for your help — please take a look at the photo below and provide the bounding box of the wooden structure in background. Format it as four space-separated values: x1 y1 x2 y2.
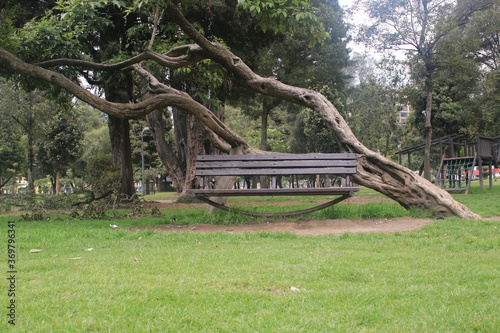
397 135 500 194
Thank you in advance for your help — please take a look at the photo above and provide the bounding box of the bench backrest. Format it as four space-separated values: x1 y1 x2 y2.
194 153 357 177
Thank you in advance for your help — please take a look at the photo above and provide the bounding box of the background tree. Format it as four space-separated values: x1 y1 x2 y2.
1 0 147 197
344 53 408 157
359 0 459 179
0 109 24 193
0 80 23 192
36 107 84 195
435 0 500 137
67 102 113 193
290 107 342 153
225 105 290 153
359 0 444 179
0 80 56 192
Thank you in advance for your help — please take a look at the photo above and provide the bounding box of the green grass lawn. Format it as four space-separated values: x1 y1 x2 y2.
1 184 499 332
452 180 500 217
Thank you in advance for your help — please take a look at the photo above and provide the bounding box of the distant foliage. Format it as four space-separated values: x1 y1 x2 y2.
84 154 121 196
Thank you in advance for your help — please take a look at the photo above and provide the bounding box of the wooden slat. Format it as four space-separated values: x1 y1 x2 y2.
195 159 356 169
443 156 475 162
197 153 356 161
186 187 359 197
445 188 467 192
195 167 357 176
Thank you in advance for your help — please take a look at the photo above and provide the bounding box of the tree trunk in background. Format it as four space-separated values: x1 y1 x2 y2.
168 80 227 193
423 73 433 180
105 78 136 198
108 116 135 197
146 108 186 192
54 168 60 195
27 132 36 193
172 108 189 192
260 99 270 188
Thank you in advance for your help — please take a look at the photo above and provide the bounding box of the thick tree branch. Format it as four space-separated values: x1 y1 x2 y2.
0 46 253 153
133 64 251 152
201 128 232 153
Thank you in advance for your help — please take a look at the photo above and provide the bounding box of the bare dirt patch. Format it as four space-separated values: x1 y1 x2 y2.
136 195 436 236
132 217 434 236
142 195 498 236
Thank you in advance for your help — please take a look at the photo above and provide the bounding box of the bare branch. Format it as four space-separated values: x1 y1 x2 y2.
35 47 208 71
147 5 164 50
35 52 150 70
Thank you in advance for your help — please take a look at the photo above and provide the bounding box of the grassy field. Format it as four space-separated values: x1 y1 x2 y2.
1 183 499 332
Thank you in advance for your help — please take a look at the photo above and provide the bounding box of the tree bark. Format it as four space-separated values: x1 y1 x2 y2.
54 168 60 195
260 99 271 188
172 107 201 192
27 130 36 193
12 110 36 193
261 100 270 151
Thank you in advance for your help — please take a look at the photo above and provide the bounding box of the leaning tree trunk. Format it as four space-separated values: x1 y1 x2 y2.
166 3 481 219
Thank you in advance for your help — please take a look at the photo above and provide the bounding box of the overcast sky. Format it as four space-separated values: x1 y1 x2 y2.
337 0 368 24
336 1 407 60
337 0 370 54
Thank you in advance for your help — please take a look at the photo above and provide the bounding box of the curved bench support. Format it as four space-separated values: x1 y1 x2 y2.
196 194 352 217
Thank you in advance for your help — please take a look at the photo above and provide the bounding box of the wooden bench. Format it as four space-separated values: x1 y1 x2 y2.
186 153 359 217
